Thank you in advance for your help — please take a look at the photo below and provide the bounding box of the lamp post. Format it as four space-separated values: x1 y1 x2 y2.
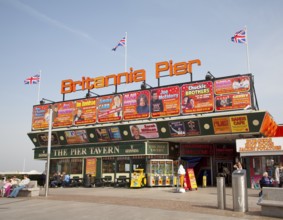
45 106 53 197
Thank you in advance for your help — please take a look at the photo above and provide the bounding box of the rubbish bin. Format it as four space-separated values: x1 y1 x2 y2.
217 177 226 209
232 169 248 212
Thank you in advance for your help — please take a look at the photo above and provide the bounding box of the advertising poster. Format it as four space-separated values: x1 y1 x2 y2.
65 130 89 144
32 105 50 130
229 115 249 133
123 90 150 120
37 132 59 146
181 82 214 115
185 119 201 136
151 86 180 118
168 121 185 137
214 75 250 95
215 93 251 111
108 127 122 141
129 123 159 140
52 101 76 128
73 98 96 125
95 128 111 142
97 94 122 123
86 158 97 176
212 117 231 134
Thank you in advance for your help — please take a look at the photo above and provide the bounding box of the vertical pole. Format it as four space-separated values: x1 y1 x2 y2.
37 70 42 104
245 26 251 73
125 32 127 72
45 107 53 197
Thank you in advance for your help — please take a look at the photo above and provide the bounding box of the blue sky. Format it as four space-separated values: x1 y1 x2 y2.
1 0 282 172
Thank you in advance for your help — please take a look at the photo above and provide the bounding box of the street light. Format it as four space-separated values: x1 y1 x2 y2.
205 71 216 81
40 98 55 105
86 90 100 98
141 81 153 90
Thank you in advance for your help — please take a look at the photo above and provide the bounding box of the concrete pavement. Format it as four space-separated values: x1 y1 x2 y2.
0 186 278 220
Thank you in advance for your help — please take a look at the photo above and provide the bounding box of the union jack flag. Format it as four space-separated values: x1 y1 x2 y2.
231 29 246 44
24 74 40 84
112 37 126 51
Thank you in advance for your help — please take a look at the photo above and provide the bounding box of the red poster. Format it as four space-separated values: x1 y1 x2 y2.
181 82 214 114
52 101 76 128
215 93 251 111
73 98 96 125
32 105 50 130
151 86 180 118
214 76 250 95
97 94 122 123
123 90 150 120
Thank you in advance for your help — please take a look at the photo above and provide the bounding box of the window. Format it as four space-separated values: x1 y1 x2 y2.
103 159 115 173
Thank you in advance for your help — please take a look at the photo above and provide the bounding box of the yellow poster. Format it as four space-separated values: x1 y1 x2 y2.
86 158 97 176
230 115 249 133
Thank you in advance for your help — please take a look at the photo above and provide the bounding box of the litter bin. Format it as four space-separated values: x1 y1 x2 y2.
232 169 248 212
217 177 226 209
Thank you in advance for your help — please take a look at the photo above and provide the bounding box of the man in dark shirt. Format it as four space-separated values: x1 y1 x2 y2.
151 91 163 113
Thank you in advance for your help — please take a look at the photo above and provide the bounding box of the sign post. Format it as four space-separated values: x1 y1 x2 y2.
45 107 53 197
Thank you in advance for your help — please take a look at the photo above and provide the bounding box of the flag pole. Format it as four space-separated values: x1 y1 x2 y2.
245 26 251 73
37 70 42 104
125 32 127 72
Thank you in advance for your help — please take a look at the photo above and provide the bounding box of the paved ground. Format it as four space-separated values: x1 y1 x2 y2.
0 186 279 220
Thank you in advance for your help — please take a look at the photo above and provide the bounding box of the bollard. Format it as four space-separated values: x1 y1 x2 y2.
217 177 226 209
232 169 248 212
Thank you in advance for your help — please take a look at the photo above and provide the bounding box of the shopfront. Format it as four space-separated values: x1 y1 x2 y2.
27 60 281 187
236 137 283 188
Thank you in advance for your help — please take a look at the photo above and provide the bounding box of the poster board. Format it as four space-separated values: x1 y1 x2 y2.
185 168 198 190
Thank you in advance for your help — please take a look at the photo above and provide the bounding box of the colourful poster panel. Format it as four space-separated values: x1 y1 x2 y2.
212 117 231 134
151 86 180 118
95 128 111 142
32 105 50 130
185 168 198 190
214 75 250 95
37 132 59 146
229 115 249 133
168 121 185 137
185 119 201 136
108 127 122 141
73 98 96 125
181 81 214 115
129 123 159 140
215 93 251 111
97 94 122 123
123 90 150 120
86 158 97 176
65 130 89 144
52 101 76 128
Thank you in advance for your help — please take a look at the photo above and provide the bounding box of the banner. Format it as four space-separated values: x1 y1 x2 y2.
151 86 180 118
32 105 50 130
129 123 159 140
73 98 96 125
52 101 76 128
123 90 150 120
97 94 122 123
215 93 251 111
181 81 214 114
214 76 250 95
65 130 89 144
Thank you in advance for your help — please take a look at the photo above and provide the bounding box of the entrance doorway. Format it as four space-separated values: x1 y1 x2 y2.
216 161 233 186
